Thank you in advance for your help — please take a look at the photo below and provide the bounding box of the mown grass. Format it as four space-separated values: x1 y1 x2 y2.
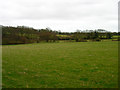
2 41 118 88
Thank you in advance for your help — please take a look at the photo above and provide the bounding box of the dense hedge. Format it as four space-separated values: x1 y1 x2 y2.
2 26 58 45
2 25 119 45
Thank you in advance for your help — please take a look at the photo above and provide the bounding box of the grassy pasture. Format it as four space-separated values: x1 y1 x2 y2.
2 41 118 88
112 35 120 38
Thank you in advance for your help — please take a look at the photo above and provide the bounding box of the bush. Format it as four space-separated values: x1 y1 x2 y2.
92 38 101 42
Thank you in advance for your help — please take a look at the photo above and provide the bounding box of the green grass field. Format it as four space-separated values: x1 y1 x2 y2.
2 41 118 88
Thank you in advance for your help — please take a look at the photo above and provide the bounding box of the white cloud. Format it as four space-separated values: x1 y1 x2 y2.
0 0 119 32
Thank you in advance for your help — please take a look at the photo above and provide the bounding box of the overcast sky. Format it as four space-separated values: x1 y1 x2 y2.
0 0 119 32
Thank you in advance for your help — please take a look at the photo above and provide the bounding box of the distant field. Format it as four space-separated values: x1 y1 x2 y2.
112 35 120 38
2 41 118 88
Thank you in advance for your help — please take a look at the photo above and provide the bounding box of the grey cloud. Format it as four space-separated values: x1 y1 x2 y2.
0 0 118 32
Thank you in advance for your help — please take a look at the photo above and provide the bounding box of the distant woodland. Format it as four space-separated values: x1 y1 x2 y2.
2 25 119 45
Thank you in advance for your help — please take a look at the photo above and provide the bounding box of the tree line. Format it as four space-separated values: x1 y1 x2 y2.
2 25 119 45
